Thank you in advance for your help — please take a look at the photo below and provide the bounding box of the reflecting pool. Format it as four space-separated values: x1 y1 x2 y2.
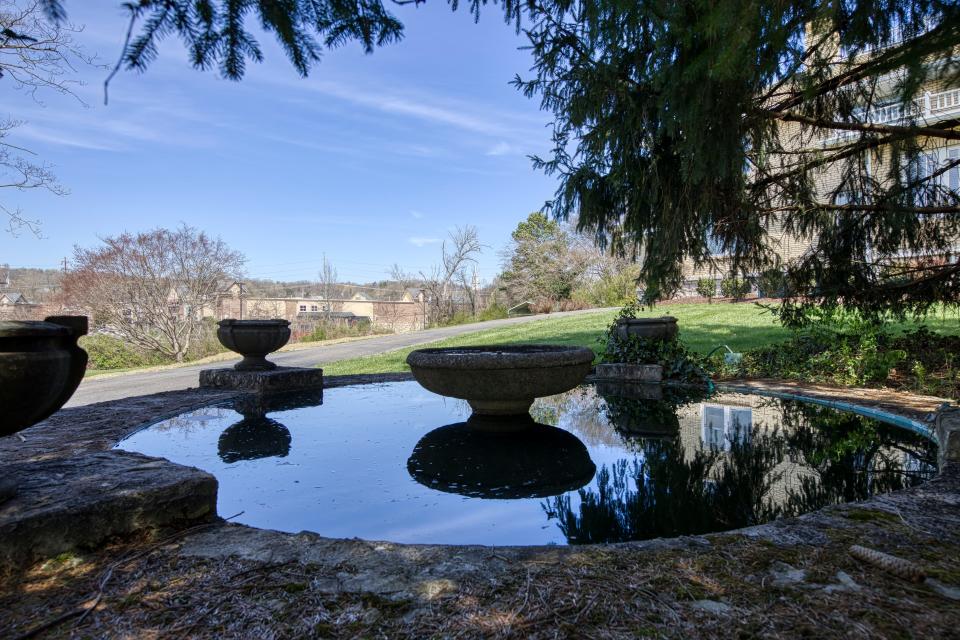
117 381 937 546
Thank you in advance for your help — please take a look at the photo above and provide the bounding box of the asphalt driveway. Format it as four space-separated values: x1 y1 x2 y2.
66 308 611 407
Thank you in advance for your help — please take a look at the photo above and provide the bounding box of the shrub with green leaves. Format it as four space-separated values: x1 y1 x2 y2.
737 310 907 387
720 277 751 300
80 334 170 370
695 277 717 300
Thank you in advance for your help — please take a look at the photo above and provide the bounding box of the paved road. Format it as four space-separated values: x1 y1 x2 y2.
67 308 612 407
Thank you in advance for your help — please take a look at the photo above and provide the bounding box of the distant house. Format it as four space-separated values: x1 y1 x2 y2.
0 291 43 319
213 283 426 333
0 292 29 306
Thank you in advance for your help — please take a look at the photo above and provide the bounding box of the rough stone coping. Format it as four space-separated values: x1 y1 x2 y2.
199 365 325 393
1 371 958 597
591 363 663 383
0 451 217 569
173 466 960 601
406 345 595 370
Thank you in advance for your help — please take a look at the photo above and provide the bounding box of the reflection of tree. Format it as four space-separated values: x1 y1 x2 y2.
776 401 937 516
544 434 785 543
544 406 937 544
150 407 231 434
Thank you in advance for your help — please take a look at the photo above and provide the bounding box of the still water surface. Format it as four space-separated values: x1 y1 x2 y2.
117 381 937 545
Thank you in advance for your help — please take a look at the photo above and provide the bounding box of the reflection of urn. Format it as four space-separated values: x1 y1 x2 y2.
407 416 596 499
597 382 680 438
216 319 290 371
218 417 291 463
231 389 323 418
216 390 326 463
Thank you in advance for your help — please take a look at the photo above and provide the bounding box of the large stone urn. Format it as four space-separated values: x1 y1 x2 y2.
0 316 88 437
1 315 88 501
406 345 594 421
216 319 290 371
614 316 678 342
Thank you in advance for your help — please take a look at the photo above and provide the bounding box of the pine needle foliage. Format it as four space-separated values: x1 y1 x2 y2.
42 1 960 320
512 0 960 321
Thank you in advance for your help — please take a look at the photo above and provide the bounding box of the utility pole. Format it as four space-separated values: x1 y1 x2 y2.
237 281 246 320
62 257 68 275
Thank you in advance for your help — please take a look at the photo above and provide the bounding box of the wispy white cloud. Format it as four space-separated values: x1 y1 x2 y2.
260 75 546 147
408 236 442 247
485 141 523 156
410 210 424 219
15 124 125 152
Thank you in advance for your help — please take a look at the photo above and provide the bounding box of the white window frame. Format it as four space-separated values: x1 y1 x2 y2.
700 403 753 450
298 305 307 312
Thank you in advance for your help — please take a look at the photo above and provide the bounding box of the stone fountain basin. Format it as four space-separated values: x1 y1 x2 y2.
406 345 594 418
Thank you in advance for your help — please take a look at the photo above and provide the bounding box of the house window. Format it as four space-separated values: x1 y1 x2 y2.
701 404 752 450
705 226 732 257
299 305 307 312
906 146 958 207
310 305 319 312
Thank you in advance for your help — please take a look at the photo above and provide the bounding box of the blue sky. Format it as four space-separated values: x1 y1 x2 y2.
1 3 557 284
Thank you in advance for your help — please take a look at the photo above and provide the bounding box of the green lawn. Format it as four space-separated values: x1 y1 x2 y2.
324 302 960 376
323 302 795 376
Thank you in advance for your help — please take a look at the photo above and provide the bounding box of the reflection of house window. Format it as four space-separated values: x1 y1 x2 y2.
701 404 752 450
299 305 307 312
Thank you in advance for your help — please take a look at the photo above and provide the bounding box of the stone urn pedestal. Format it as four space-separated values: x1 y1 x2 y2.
406 345 594 425
201 318 324 394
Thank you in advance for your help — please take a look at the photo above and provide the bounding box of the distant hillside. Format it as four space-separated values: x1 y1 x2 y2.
0 266 63 304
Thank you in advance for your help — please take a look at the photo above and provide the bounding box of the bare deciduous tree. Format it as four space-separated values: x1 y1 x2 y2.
63 225 245 362
318 254 337 321
1 0 96 234
419 225 483 324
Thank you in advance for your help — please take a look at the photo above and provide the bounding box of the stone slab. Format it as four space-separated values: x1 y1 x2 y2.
593 363 663 383
199 366 324 393
936 406 960 466
0 450 217 570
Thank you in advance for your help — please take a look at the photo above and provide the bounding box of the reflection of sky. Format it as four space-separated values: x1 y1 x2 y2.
116 382 931 545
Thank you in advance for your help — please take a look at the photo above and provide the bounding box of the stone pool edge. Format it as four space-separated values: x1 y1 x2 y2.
1 372 958 598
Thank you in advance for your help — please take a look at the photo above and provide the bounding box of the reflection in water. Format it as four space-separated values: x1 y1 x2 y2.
407 416 596 499
121 381 940 546
218 417 292 463
544 400 937 544
216 390 323 463
596 382 709 441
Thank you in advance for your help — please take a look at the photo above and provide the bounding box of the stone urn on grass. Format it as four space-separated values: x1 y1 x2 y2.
0 315 89 500
216 319 291 371
614 316 679 342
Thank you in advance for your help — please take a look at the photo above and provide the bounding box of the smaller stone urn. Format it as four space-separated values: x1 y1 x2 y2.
216 319 290 371
614 316 679 342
